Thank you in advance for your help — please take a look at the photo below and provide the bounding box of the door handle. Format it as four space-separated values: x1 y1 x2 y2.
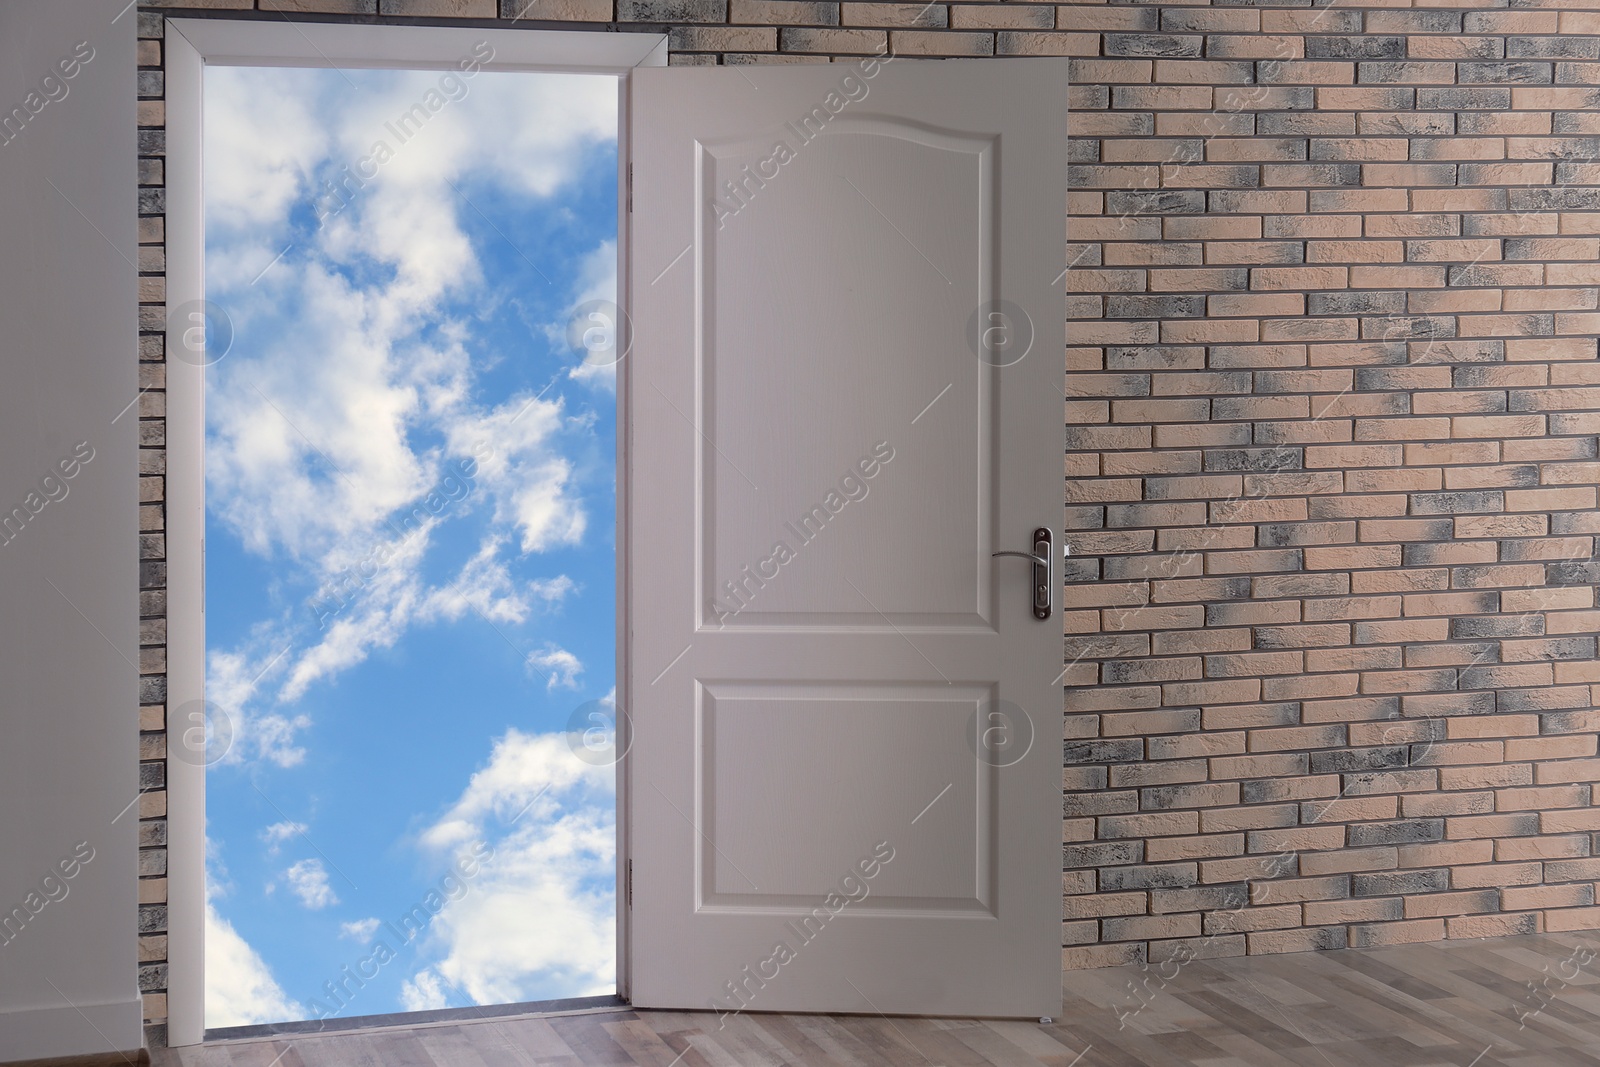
992 527 1052 620
992 551 1049 567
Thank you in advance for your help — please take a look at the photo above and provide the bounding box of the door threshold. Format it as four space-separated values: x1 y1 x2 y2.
201 994 628 1044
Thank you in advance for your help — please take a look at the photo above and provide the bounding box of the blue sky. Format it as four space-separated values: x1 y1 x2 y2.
201 63 619 1025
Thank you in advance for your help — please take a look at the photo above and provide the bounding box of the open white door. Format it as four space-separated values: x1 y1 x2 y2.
627 57 1065 1019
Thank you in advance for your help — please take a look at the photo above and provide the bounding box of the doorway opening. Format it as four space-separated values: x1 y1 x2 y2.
195 58 622 1031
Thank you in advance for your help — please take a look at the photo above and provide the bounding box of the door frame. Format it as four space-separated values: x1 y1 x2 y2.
163 17 664 1046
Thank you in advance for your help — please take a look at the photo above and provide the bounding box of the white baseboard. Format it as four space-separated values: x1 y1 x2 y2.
0 997 143 1063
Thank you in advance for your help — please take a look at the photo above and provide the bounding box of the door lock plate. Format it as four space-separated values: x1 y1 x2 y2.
1029 527 1051 620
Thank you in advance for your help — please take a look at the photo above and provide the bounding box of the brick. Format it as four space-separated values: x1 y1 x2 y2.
1545 859 1600 882
1099 811 1200 839
1248 927 1347 955
1062 890 1147 921
1205 904 1304 935
1544 907 1600 933
1505 884 1595 912
1102 913 1203 942
1099 864 1199 892
951 7 1049 31
1348 919 1446 948
1404 890 1499 919
1348 819 1446 847
1448 913 1541 939
886 29 992 56
778 27 884 51
1150 934 1248 964
1354 869 1449 896
728 1 837 22
1246 826 1345 854
1063 943 1144 970
1248 878 1348 911
1454 861 1542 888
1536 759 1600 785
1395 793 1491 819
617 0 727 17
1300 847 1397 877
1147 833 1246 862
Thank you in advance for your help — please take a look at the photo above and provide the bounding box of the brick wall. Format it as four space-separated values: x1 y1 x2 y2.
133 0 1600 1046
1055 3 1600 970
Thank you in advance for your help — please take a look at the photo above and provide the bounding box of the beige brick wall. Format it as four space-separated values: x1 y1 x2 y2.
134 0 1600 1045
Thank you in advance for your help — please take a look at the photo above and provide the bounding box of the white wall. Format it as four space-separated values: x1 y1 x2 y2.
0 0 142 1058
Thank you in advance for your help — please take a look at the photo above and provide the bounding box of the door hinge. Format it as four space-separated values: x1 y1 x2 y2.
627 163 633 213
627 859 633 908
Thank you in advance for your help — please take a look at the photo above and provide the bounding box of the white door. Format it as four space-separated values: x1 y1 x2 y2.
627 57 1065 1019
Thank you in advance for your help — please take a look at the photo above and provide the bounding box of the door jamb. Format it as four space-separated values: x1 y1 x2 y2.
163 17 664 1046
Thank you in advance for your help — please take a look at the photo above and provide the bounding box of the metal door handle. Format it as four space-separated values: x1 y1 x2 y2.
992 527 1052 620
992 551 1049 567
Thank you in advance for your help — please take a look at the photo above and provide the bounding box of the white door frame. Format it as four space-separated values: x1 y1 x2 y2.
163 18 664 1046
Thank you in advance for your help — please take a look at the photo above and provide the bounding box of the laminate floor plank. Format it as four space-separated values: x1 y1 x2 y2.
364 1029 443 1067
784 1014 899 1067
597 1018 698 1067
955 1020 1076 1067
148 933 1600 1067
481 1017 584 1065
290 1033 385 1067
414 1024 501 1067
545 1014 640 1067
631 1012 736 1067
211 1040 293 1067
1258 963 1454 1049
847 1018 992 1067
699 1012 797 1067
163 1046 236 1067
1062 1014 1221 1067
1140 1027 1242 1067
745 1011 847 1066
1315 951 1520 1051
827 1014 944 1067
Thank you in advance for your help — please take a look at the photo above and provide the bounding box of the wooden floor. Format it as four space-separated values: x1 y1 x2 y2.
153 932 1600 1066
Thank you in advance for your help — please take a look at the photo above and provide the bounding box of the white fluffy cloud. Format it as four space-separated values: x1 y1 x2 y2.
559 240 622 392
205 66 614 569
404 728 617 1003
203 67 327 242
340 917 383 942
201 67 618 765
528 643 584 691
420 536 549 626
285 859 339 910
399 970 450 1013
260 821 306 856
205 901 304 1027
